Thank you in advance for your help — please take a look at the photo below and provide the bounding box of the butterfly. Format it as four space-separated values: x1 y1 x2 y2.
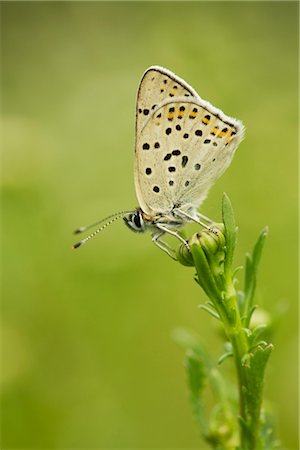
73 66 245 258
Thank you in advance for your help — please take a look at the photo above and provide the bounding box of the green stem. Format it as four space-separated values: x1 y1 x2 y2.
219 284 257 450
180 209 272 449
206 280 252 448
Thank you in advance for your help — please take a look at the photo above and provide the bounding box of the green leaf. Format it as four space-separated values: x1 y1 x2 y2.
172 327 212 368
172 329 210 435
217 351 233 365
244 253 253 303
252 226 269 274
259 411 281 450
243 343 273 444
237 290 245 310
233 265 243 277
186 350 206 397
206 369 238 448
199 304 221 320
185 350 208 435
190 236 223 303
249 324 267 348
222 193 237 280
243 227 268 326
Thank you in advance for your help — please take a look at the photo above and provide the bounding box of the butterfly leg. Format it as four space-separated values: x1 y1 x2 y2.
195 212 221 235
176 209 220 236
156 224 190 251
176 209 211 230
152 231 177 260
197 214 220 235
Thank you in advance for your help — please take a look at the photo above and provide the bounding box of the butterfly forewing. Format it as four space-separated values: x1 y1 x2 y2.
135 96 244 215
135 66 198 138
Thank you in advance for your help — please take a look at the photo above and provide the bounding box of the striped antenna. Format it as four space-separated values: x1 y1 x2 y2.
72 210 133 249
73 211 133 234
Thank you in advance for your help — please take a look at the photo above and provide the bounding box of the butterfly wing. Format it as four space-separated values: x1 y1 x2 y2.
135 67 245 215
135 66 199 138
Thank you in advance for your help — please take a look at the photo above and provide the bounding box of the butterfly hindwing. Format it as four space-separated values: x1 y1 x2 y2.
135 97 244 215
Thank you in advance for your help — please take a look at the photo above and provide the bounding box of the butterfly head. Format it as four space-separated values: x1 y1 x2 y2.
123 208 146 233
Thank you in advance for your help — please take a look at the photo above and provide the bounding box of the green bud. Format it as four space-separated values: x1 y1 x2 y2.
207 402 237 448
197 225 226 285
199 224 225 257
176 225 224 267
176 224 227 298
176 242 194 266
250 308 271 329
199 230 219 254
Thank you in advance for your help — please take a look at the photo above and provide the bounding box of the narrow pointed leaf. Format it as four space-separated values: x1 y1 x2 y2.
172 327 212 368
249 324 267 347
222 193 237 279
190 238 222 302
199 304 221 320
243 344 273 445
244 253 253 302
252 226 268 274
186 351 208 435
217 351 233 365
243 227 268 326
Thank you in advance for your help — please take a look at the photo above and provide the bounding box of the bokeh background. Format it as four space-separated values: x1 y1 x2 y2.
2 2 298 449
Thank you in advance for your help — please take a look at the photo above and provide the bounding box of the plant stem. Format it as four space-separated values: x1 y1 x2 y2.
220 283 256 450
178 201 273 449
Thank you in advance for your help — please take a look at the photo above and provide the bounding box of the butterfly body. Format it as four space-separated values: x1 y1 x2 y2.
123 207 188 233
73 66 244 257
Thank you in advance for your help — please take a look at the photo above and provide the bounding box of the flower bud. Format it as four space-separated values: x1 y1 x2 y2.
199 226 225 256
250 308 271 329
176 224 227 300
197 225 226 283
176 242 194 266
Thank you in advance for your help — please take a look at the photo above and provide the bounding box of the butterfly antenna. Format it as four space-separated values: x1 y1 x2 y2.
72 211 132 249
73 211 133 235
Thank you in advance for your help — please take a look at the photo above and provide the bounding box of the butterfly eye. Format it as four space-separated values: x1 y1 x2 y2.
123 212 145 233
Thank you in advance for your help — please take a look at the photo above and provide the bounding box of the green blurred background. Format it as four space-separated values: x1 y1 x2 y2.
2 2 298 448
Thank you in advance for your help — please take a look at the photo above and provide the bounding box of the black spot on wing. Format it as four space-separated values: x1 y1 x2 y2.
182 155 188 168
